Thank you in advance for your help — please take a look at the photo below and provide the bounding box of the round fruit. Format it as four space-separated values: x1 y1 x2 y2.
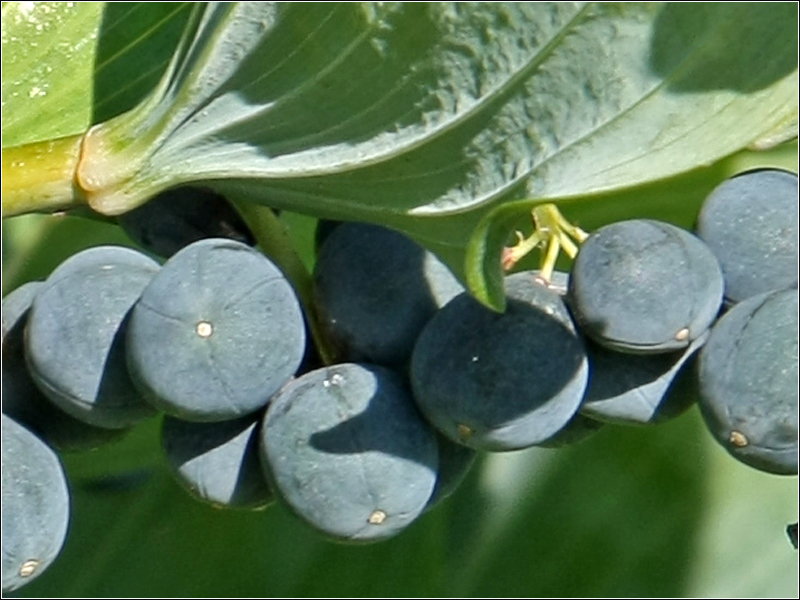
698 288 798 475
127 238 305 422
2 415 70 592
25 246 160 428
314 222 463 367
568 219 723 353
696 168 798 304
261 363 438 542
411 271 589 451
162 414 274 509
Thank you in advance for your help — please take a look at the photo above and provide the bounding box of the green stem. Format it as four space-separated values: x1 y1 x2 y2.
2 134 87 217
229 200 337 366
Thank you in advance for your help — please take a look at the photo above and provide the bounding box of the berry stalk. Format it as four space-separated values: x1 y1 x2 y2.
229 199 337 366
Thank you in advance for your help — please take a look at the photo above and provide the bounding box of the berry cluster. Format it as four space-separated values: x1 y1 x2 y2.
2 168 797 592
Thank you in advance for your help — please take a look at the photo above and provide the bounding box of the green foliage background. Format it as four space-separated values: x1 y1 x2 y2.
2 3 797 596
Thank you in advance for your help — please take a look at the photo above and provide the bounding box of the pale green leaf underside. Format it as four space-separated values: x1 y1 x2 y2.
4 3 798 309
121 2 797 201
94 2 796 307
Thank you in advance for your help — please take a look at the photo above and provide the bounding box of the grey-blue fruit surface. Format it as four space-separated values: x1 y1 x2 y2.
698 288 798 475
162 414 274 509
127 238 305 422
313 223 464 367
118 186 254 258
2 415 70 592
260 363 438 542
3 282 127 451
411 271 589 451
2 281 43 331
580 331 708 425
568 219 724 353
530 270 570 296
696 169 798 304
25 246 160 429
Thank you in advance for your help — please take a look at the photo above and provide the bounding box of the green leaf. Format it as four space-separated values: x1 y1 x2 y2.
90 2 193 124
748 111 799 151
1 2 191 147
73 2 797 308
2 1 103 146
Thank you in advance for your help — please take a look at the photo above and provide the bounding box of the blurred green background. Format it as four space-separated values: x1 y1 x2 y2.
3 141 798 597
